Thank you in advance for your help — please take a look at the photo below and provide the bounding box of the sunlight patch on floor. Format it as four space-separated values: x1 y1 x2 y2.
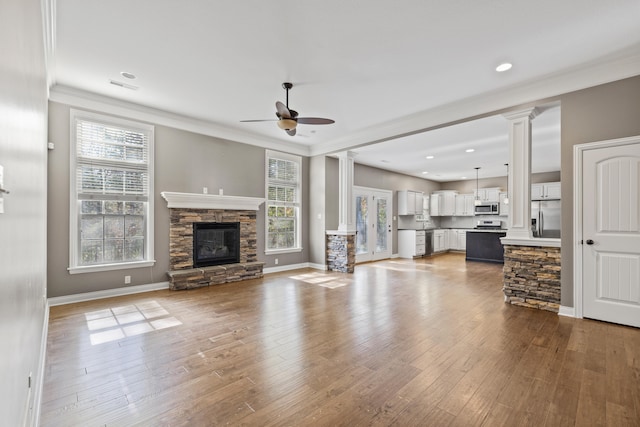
84 300 182 345
369 260 435 272
289 272 352 289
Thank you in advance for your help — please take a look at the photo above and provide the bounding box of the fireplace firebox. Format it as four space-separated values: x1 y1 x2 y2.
193 222 240 267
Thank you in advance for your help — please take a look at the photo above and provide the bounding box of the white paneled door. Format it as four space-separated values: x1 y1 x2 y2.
582 138 640 328
355 187 392 263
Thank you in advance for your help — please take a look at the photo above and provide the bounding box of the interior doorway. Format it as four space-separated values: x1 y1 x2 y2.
575 135 640 328
354 186 392 263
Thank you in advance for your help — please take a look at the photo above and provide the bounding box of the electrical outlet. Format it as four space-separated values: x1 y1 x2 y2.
124 275 131 284
203 187 208 194
274 258 278 265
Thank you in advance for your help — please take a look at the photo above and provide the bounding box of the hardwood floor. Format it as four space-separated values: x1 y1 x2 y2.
41 253 640 426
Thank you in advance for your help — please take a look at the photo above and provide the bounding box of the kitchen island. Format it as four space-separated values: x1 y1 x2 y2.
465 230 507 263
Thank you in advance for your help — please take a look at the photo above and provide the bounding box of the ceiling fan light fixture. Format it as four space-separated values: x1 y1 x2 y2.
277 119 297 130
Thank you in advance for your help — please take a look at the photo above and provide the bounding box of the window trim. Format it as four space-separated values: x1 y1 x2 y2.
264 150 302 255
68 109 155 274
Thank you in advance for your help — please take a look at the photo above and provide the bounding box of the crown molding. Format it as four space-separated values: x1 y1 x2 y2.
41 0 56 92
49 85 312 157
310 49 640 157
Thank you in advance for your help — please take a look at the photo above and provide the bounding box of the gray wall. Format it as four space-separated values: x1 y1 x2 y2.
47 101 310 297
0 0 49 424
559 75 640 306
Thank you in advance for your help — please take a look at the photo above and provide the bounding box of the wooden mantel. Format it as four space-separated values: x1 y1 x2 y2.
160 191 265 211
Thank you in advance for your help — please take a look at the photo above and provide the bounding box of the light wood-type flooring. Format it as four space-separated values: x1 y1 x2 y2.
41 253 640 426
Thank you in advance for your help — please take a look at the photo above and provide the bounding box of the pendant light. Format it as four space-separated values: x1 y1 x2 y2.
474 167 481 206
503 163 509 205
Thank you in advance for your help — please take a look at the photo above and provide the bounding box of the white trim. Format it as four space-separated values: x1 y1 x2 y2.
68 260 156 274
308 262 327 271
310 52 640 156
264 262 315 274
572 134 640 320
48 52 640 161
69 109 155 273
264 247 303 256
30 301 49 427
265 150 302 252
49 85 310 157
160 192 264 211
558 305 576 318
326 230 357 236
500 237 561 248
48 281 170 306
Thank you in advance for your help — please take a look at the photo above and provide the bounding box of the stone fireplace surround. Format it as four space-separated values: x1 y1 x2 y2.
161 192 265 290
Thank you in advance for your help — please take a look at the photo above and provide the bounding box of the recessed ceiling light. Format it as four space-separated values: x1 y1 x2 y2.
120 71 136 79
461 176 467 179
496 63 512 72
466 148 475 153
422 171 429 174
426 155 434 159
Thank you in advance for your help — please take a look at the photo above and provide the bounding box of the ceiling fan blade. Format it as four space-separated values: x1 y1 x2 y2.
296 117 335 125
286 128 297 136
240 119 278 123
275 101 291 119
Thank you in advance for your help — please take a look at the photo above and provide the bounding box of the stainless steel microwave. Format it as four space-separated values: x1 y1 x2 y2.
474 202 500 215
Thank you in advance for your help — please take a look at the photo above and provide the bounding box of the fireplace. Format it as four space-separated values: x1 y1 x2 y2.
193 222 240 267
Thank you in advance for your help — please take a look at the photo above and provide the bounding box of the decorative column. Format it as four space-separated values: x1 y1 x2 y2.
500 108 562 312
503 108 537 240
326 151 356 273
337 151 356 232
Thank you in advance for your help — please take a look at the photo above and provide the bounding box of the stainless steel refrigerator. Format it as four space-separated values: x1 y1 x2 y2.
531 200 561 238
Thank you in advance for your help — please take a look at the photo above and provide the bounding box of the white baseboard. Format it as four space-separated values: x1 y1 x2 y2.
263 262 326 274
558 305 576 318
31 302 49 427
48 281 170 306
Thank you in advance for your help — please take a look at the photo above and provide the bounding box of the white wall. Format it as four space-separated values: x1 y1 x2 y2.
0 0 49 425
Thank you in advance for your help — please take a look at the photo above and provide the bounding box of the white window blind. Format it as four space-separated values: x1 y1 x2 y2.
70 110 155 273
265 151 301 252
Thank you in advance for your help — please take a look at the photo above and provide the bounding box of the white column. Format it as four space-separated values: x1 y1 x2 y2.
503 108 538 240
337 151 356 232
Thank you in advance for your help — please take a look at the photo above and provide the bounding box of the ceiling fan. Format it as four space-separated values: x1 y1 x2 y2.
240 82 335 136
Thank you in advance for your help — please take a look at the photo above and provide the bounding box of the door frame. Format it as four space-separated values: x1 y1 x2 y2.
354 185 393 263
573 134 640 319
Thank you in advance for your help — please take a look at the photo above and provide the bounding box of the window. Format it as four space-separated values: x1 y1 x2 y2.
69 110 155 274
265 150 301 253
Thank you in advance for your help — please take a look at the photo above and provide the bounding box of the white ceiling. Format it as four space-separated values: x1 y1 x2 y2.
50 0 640 181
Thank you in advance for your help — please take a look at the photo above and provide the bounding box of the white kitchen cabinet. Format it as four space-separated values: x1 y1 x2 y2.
474 187 501 203
499 192 509 217
455 229 467 251
531 182 561 200
445 229 467 250
431 191 457 216
454 194 475 216
398 230 426 258
433 229 446 252
398 190 424 215
430 192 441 216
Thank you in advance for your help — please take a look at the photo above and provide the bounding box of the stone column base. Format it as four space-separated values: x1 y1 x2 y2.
503 245 561 312
326 232 356 273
